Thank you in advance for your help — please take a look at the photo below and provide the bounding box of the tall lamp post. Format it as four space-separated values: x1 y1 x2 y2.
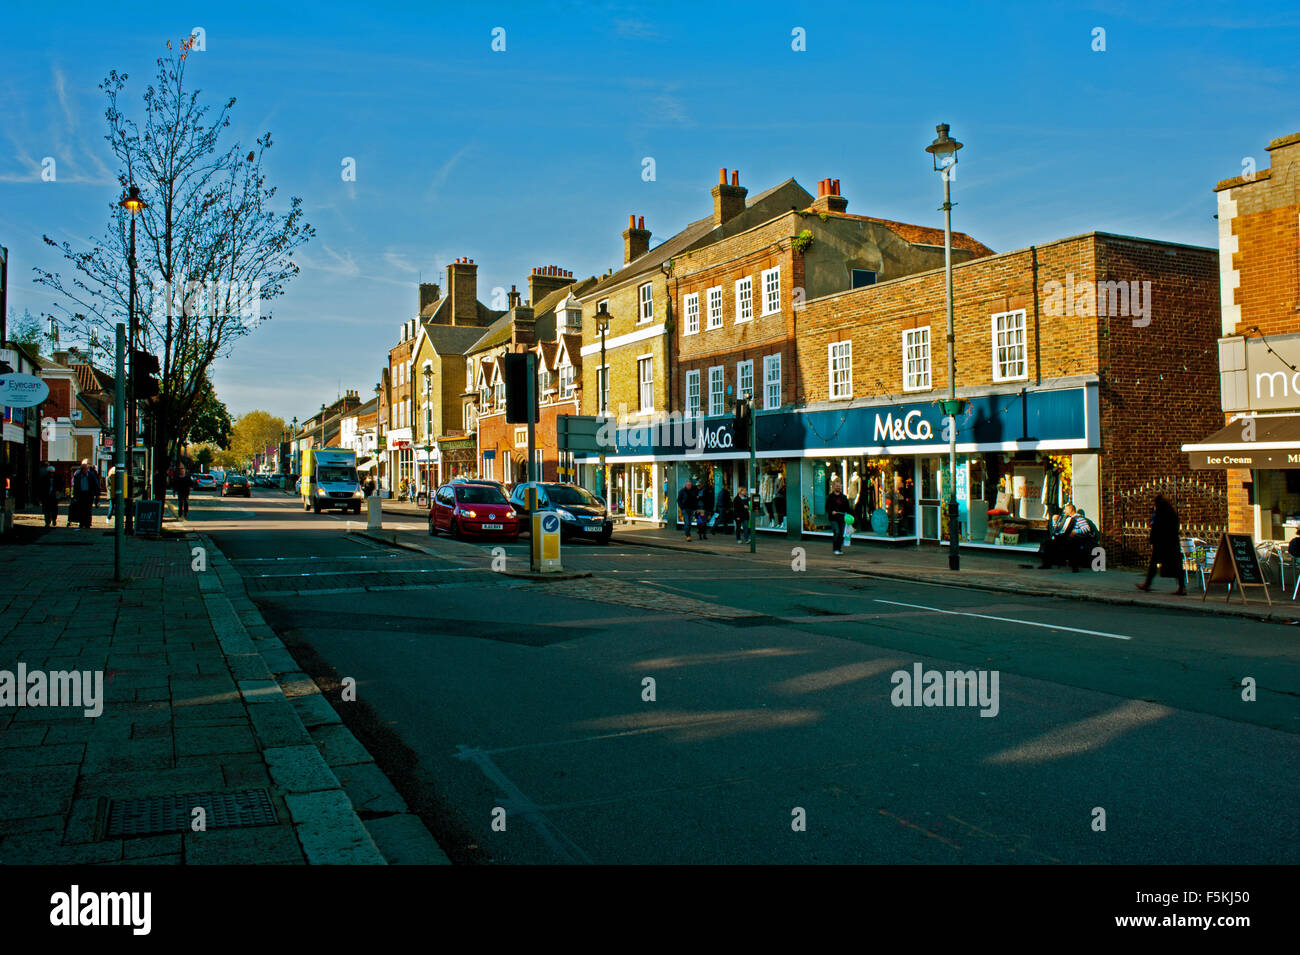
926 123 964 571
596 302 610 503
290 416 298 485
119 184 146 534
422 366 433 504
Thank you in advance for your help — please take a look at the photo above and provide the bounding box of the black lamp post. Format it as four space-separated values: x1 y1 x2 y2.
926 124 965 571
119 184 146 533
597 302 610 502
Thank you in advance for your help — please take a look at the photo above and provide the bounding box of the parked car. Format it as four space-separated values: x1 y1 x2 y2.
429 482 521 540
221 473 251 497
192 473 217 491
509 482 612 544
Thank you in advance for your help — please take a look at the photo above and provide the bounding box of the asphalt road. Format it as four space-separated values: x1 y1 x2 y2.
192 487 1300 864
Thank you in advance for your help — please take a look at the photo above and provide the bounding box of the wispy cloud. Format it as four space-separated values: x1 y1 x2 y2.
425 144 471 201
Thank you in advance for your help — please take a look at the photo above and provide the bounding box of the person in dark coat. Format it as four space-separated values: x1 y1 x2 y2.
733 486 751 543
1136 493 1185 595
826 477 852 555
37 464 60 528
69 459 101 529
172 465 193 518
677 479 698 542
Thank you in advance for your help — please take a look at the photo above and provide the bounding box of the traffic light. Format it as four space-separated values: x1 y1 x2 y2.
131 350 160 401
733 396 751 451
503 352 535 424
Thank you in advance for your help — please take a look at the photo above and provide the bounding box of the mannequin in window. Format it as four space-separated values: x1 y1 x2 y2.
847 469 863 524
773 471 787 528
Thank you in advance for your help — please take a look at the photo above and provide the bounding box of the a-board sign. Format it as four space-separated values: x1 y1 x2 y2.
133 500 163 537
1203 532 1271 605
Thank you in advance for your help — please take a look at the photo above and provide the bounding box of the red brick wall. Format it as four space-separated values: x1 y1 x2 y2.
38 379 72 419
1230 204 1299 337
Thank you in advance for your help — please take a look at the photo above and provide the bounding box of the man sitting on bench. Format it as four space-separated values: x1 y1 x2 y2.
1038 504 1095 571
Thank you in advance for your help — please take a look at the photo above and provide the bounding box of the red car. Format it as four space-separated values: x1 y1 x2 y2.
428 482 521 540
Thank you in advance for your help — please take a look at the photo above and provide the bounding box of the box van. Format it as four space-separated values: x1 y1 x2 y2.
301 448 363 514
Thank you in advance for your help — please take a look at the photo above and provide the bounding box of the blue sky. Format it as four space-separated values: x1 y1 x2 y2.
2 0 1296 421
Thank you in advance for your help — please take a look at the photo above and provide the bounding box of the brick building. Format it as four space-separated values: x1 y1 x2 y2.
1184 131 1300 547
469 268 595 486
587 230 1221 554
574 168 990 525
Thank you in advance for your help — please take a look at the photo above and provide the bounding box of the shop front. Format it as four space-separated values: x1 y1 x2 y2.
573 384 1098 545
1185 413 1300 541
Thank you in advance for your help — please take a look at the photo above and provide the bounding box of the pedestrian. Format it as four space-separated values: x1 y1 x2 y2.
172 464 192 519
826 476 852 555
1136 493 1186 595
105 466 117 523
1037 503 1078 569
733 486 751 543
677 478 698 542
37 464 60 528
69 459 101 529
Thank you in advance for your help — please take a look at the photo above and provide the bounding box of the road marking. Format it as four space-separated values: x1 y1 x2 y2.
253 567 475 579
454 744 592 865
872 598 1133 641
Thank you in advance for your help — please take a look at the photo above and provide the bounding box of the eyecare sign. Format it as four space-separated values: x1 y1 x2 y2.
0 372 50 408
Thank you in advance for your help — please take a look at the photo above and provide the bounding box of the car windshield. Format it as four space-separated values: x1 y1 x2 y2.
542 484 600 506
318 466 357 484
457 486 508 504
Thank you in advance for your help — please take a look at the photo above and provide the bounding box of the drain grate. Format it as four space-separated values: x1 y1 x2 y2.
105 789 278 838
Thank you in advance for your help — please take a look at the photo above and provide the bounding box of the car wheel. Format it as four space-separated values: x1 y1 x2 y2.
352 503 361 514
313 501 321 514
450 518 460 541
600 529 613 545
428 516 437 536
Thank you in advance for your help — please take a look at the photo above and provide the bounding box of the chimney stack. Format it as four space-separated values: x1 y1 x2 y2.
810 177 848 214
52 349 70 367
712 167 748 226
511 306 537 347
623 214 651 264
418 282 441 314
508 285 522 309
445 258 479 326
528 265 573 307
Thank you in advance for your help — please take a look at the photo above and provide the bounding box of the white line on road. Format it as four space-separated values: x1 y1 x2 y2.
873 598 1133 641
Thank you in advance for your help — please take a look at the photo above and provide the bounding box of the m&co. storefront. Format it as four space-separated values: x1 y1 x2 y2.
576 383 1100 548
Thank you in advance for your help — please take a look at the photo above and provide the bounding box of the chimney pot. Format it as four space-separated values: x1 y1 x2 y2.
731 170 739 186
832 178 840 195
629 214 636 229
637 216 644 230
719 167 728 184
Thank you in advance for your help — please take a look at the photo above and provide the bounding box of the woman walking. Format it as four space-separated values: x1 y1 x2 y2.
1136 493 1186 595
826 477 852 556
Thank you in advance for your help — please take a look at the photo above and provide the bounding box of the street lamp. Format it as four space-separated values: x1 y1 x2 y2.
290 416 298 483
596 302 611 503
318 403 326 450
119 183 146 533
926 123 964 571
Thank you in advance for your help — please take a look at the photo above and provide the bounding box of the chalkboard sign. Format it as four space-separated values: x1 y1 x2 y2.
1227 534 1264 585
133 500 163 537
1203 532 1271 605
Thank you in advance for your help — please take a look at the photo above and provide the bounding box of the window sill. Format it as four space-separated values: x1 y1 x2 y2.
736 317 752 324
902 384 932 394
760 308 780 318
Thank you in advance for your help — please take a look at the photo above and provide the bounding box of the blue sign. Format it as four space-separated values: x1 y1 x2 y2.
541 513 560 534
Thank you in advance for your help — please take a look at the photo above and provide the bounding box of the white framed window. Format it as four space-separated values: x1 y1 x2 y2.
559 364 575 398
735 277 753 323
903 326 931 392
708 365 724 417
533 449 544 480
992 309 1028 382
738 359 753 401
638 356 654 412
707 286 723 329
482 454 494 480
596 364 610 415
685 369 701 419
763 353 781 410
514 427 528 448
494 380 505 411
539 369 553 398
638 283 653 323
683 292 700 335
829 340 852 400
762 267 781 315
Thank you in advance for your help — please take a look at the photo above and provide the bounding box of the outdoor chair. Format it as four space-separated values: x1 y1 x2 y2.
1181 537 1209 592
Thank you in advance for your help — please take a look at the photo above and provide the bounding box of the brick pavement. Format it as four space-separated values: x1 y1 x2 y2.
0 509 448 865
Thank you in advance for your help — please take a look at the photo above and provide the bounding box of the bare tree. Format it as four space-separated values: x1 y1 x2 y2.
36 38 313 493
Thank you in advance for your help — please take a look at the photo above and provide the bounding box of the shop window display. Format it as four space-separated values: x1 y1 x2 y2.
803 457 911 537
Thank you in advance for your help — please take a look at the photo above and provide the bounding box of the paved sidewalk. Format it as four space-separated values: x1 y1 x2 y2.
368 496 1288 621
0 508 449 865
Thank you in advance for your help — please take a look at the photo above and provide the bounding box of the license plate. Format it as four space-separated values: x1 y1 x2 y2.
584 525 602 533
482 523 503 530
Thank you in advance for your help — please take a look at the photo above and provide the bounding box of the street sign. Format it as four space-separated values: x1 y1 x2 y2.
133 500 163 536
532 509 562 573
0 373 49 408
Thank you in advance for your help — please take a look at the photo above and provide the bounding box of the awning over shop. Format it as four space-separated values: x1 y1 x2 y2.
1183 414 1300 469
356 458 378 472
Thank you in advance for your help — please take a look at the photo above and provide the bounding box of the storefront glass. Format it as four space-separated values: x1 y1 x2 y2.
627 463 657 519
802 456 912 537
919 451 1072 548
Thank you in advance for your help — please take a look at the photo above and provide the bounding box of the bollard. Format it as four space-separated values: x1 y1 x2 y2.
366 494 382 530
